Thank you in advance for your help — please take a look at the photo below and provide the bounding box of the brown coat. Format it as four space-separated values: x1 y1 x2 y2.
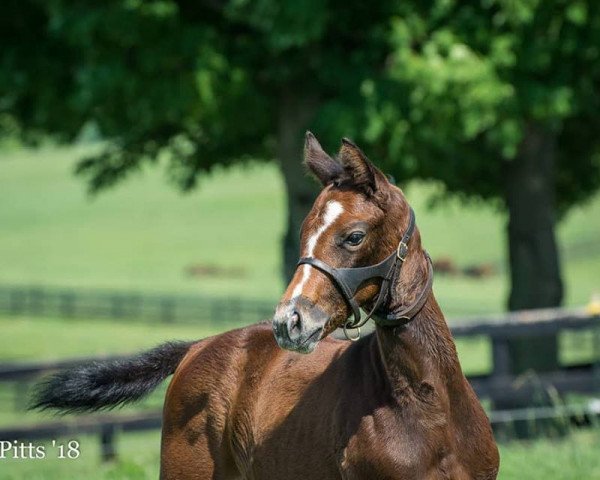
160 134 499 479
161 313 498 479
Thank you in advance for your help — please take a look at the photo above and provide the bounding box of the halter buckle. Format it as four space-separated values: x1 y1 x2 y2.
397 242 408 262
343 322 361 342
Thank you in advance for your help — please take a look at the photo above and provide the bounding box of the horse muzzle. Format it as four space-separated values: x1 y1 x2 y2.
272 297 328 354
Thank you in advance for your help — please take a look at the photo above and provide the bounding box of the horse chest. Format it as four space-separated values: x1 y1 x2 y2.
337 408 466 480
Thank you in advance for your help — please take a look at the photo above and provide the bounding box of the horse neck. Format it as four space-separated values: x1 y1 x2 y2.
373 244 464 398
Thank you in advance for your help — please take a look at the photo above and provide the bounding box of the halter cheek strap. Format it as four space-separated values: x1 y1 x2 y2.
374 251 434 327
296 207 432 338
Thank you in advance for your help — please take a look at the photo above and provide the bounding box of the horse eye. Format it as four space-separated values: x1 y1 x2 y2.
345 231 366 246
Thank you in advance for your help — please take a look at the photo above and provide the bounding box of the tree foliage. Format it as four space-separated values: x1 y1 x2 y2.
2 0 599 211
364 0 600 212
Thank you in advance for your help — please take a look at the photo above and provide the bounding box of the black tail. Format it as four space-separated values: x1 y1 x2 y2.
30 340 194 413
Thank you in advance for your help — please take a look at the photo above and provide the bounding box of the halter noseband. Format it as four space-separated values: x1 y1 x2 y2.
297 207 434 340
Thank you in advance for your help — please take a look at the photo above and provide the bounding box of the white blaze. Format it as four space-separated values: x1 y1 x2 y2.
291 200 344 299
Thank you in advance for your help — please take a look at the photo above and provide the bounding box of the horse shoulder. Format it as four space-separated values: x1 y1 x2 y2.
160 327 257 479
163 323 277 421
337 376 488 480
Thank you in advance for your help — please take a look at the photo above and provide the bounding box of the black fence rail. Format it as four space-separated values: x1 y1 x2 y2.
2 307 598 395
0 284 275 325
0 307 599 460
452 307 600 395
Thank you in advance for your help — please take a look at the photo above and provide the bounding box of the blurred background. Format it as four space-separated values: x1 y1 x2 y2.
0 1 599 479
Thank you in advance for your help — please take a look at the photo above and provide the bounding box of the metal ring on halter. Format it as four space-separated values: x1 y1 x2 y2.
396 241 408 262
343 322 361 342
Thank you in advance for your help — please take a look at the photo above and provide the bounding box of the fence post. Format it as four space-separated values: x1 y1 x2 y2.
14 381 29 411
127 294 138 320
100 424 116 462
60 293 75 318
111 296 123 319
30 288 44 316
491 336 511 377
593 323 600 391
490 336 513 440
161 299 175 323
233 298 241 324
9 289 23 315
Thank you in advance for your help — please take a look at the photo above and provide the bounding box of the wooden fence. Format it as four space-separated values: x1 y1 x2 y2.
0 284 275 325
0 307 599 460
451 308 600 403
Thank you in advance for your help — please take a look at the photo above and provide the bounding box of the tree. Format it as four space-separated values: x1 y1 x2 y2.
353 1 600 433
1 0 395 280
358 1 600 379
2 1 600 335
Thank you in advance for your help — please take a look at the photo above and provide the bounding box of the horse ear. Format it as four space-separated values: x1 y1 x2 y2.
303 131 344 186
339 138 378 194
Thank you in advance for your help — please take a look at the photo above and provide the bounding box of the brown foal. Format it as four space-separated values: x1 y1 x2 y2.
33 134 499 479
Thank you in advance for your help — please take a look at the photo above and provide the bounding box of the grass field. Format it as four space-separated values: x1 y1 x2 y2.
1 426 599 479
1 145 599 479
1 145 599 317
0 312 597 479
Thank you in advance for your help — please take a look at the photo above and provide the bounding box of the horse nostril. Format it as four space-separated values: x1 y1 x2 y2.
288 311 302 335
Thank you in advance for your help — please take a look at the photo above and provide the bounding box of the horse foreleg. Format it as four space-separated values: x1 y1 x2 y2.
160 429 242 480
160 430 215 480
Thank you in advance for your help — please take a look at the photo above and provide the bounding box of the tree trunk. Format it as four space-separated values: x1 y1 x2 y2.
500 123 564 437
505 124 563 371
276 91 320 281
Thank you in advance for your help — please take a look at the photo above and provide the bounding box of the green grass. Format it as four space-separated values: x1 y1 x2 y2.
1 145 599 478
0 432 162 480
0 313 597 478
1 145 600 316
0 146 285 301
0 315 217 362
0 428 598 479
498 429 600 480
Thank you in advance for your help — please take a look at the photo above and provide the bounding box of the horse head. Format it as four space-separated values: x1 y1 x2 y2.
272 132 422 353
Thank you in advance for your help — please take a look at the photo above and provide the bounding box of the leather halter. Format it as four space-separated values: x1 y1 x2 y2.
297 207 434 340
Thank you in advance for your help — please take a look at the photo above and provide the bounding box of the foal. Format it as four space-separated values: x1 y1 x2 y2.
34 134 499 479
